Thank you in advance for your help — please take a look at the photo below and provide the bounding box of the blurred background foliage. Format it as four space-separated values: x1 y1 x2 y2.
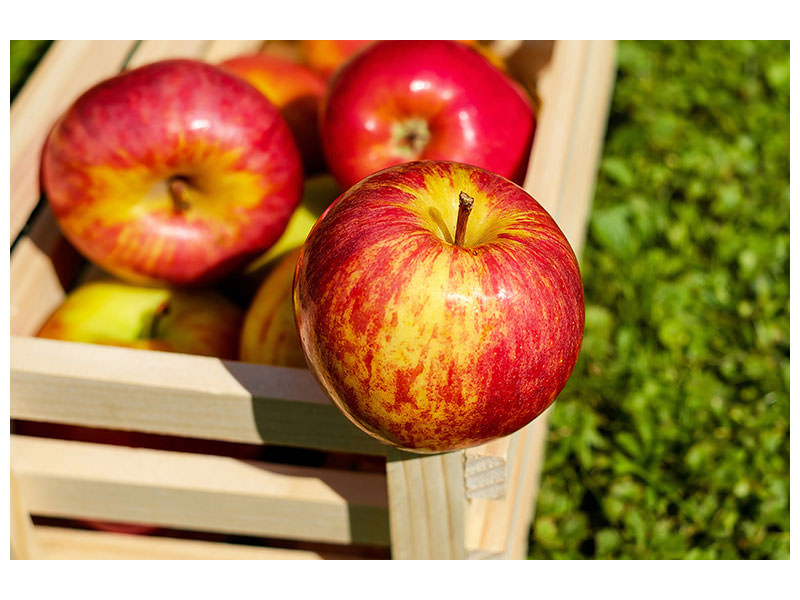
10 39 789 560
529 40 790 559
10 40 52 101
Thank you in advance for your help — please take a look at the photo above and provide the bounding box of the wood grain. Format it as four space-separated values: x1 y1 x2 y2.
386 450 467 559
33 526 347 560
12 435 390 546
10 471 40 559
10 336 387 455
203 40 266 63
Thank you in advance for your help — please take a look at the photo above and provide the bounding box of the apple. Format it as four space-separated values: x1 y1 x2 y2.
240 247 306 368
320 40 536 190
223 174 341 305
219 53 327 174
300 40 374 80
37 279 243 359
247 174 340 271
293 161 584 453
40 58 303 286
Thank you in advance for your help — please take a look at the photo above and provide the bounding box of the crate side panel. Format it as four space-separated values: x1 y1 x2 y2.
11 337 387 454
13 435 390 546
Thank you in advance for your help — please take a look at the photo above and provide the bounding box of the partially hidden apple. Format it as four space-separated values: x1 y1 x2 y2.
240 247 306 368
37 279 243 359
219 53 327 173
41 58 303 286
247 173 341 271
300 40 375 80
293 161 584 453
320 40 536 190
225 174 341 305
34 278 247 531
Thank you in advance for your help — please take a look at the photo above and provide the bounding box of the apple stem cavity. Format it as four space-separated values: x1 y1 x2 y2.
168 177 192 214
454 191 474 247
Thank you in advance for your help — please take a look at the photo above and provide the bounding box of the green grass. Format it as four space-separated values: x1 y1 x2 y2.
528 40 790 559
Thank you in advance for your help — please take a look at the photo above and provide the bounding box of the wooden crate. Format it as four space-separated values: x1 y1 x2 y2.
9 39 617 560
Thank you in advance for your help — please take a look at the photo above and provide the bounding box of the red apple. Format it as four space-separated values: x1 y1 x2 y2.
293 161 584 453
240 247 306 368
41 58 303 286
219 53 327 173
37 279 243 359
300 40 374 80
320 40 536 190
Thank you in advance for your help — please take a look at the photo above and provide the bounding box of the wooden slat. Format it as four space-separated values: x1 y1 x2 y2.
10 40 136 243
125 40 210 68
465 414 542 559
10 471 40 559
551 39 617 256
506 411 551 559
203 40 266 63
10 336 387 455
12 435 390 546
385 450 467 559
33 526 363 560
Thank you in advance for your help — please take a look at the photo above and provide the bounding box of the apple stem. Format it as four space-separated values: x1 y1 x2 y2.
454 191 474 247
168 177 191 213
148 300 171 339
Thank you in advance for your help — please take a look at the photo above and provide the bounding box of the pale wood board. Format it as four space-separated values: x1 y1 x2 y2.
125 40 211 68
10 336 387 455
12 435 390 546
10 471 40 559
33 526 345 560
10 40 137 243
385 450 467 559
203 40 266 63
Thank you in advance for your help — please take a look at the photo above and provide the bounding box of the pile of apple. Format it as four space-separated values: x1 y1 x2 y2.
36 40 584 458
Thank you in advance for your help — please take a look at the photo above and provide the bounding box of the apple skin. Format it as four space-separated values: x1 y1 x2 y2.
224 174 341 305
293 161 584 453
300 40 375 80
320 40 536 190
219 53 327 174
40 58 303 286
37 279 243 359
240 247 306 368
249 173 341 270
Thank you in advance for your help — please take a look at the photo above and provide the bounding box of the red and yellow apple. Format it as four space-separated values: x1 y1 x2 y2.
41 58 303 286
320 40 536 190
37 279 243 359
219 53 327 174
300 40 374 80
293 161 584 453
240 247 306 368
